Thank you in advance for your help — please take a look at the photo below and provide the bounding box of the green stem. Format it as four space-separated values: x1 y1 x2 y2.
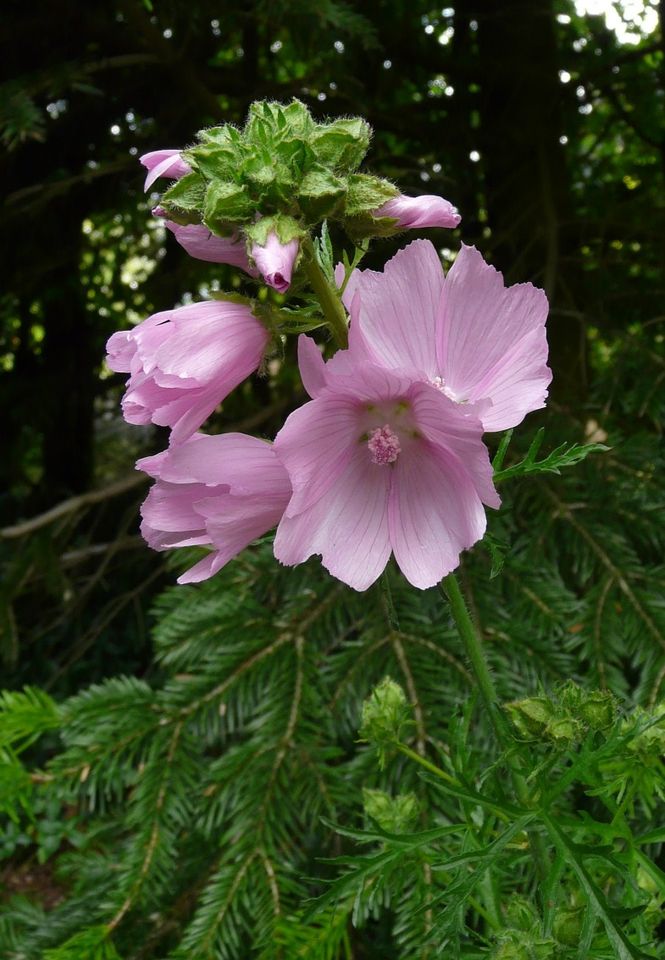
395 742 460 787
302 237 349 349
440 573 549 883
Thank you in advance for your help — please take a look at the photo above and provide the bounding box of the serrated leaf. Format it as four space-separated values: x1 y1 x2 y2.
494 429 609 483
541 813 653 960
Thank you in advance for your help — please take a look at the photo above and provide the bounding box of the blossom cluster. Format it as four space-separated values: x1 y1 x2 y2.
107 102 550 592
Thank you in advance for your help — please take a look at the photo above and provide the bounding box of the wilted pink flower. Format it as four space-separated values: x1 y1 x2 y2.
137 433 291 583
251 231 299 293
106 300 269 443
161 219 257 275
339 240 551 432
374 194 461 230
273 340 500 591
140 149 191 191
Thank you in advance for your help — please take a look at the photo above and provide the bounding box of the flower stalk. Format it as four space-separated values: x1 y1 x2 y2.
441 572 550 883
301 237 349 348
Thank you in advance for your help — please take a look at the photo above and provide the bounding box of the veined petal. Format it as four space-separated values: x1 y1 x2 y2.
388 442 487 589
163 221 256 274
298 335 328 399
341 239 444 380
439 245 551 431
274 396 360 517
374 194 461 230
152 433 291 498
141 149 191 191
408 382 500 509
274 444 391 591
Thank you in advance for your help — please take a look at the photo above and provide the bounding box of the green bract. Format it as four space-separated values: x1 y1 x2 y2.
158 99 398 239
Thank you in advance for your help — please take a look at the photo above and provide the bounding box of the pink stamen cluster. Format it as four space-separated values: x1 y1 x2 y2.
367 424 401 464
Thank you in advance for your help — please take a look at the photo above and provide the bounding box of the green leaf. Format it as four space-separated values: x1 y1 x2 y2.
298 165 347 222
43 926 122 960
493 428 610 483
540 812 654 960
185 141 239 181
344 173 398 217
160 171 205 212
314 221 335 285
310 118 371 172
203 180 254 225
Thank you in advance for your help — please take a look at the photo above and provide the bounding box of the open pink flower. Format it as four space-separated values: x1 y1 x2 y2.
339 240 551 432
140 149 191 191
106 300 269 444
273 342 499 591
137 433 291 583
374 194 461 230
251 232 299 293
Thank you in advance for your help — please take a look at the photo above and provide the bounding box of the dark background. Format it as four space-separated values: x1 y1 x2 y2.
1 0 663 691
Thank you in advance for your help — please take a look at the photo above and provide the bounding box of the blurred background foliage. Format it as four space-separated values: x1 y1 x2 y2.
0 0 664 954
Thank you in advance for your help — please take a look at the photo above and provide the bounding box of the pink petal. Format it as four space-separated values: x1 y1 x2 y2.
439 245 551 431
195 488 289 571
152 433 291 498
274 444 392 591
140 149 191 191
251 232 299 293
388 441 487 589
374 194 461 230
298 335 327 399
408 382 500 509
273 396 360 518
341 239 444 380
163 221 256 274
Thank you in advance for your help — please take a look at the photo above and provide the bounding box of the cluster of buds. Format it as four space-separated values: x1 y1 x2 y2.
143 99 459 294
505 681 618 745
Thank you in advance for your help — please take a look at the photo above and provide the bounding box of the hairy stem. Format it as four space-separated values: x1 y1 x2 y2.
441 572 549 883
302 237 349 348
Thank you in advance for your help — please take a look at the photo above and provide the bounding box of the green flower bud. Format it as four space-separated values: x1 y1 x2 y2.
504 896 539 933
362 788 419 833
505 697 553 740
577 690 617 731
553 907 584 947
359 677 412 764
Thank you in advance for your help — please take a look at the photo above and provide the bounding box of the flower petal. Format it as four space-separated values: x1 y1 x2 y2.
163 221 256 274
388 441 487 589
341 239 444 380
408 381 500 509
298 335 328 399
274 444 391 591
374 194 461 230
439 245 551 431
274 396 360 517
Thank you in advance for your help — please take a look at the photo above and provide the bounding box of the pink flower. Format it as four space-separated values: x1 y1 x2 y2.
374 194 461 230
339 240 551 432
273 340 500 591
251 232 299 293
161 219 257 275
106 300 269 444
137 433 291 583
140 149 191 191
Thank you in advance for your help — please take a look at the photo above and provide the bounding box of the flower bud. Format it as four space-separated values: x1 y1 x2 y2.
359 677 412 765
362 788 419 833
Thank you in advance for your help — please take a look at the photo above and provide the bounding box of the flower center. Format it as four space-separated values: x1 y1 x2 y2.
367 424 401 465
430 375 464 403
